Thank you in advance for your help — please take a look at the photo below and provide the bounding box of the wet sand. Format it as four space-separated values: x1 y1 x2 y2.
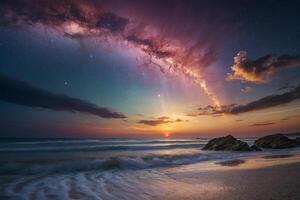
216 159 246 166
1 152 300 200
153 153 300 200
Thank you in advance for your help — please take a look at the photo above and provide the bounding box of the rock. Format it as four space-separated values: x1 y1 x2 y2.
295 137 300 145
254 134 299 149
250 145 262 151
202 135 252 151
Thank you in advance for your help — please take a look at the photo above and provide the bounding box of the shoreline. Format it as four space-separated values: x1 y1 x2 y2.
1 139 300 200
153 153 300 200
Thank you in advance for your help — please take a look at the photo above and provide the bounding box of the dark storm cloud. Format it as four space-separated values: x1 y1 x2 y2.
188 84 300 116
227 51 300 83
0 74 126 118
137 116 183 126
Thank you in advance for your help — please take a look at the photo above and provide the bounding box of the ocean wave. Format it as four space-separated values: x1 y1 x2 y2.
0 139 206 146
0 152 239 175
2 169 167 200
0 142 205 152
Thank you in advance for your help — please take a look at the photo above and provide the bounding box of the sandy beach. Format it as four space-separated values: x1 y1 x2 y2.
154 154 300 200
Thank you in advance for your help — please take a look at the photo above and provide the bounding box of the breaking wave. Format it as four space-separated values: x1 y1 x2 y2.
0 152 237 175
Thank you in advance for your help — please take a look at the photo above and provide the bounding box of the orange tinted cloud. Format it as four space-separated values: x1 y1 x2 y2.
138 116 183 126
227 51 300 83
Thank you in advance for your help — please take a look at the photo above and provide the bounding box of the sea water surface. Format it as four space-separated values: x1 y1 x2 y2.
0 138 299 199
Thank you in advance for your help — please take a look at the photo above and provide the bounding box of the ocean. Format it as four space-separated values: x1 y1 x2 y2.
1 138 299 199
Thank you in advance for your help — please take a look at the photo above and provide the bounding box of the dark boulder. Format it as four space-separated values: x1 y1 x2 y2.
254 134 299 149
295 137 300 145
250 145 262 151
202 135 252 151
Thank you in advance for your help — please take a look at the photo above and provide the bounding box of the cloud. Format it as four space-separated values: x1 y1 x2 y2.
157 116 170 120
0 74 126 118
251 122 275 126
188 84 300 116
189 104 235 116
175 118 183 122
138 119 169 126
227 51 300 83
241 85 252 93
281 115 300 121
137 116 183 126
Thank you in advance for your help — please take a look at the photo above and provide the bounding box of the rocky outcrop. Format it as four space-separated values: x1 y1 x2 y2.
254 134 300 149
202 135 253 151
202 133 300 152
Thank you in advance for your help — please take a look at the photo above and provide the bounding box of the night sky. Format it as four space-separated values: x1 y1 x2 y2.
0 0 300 138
